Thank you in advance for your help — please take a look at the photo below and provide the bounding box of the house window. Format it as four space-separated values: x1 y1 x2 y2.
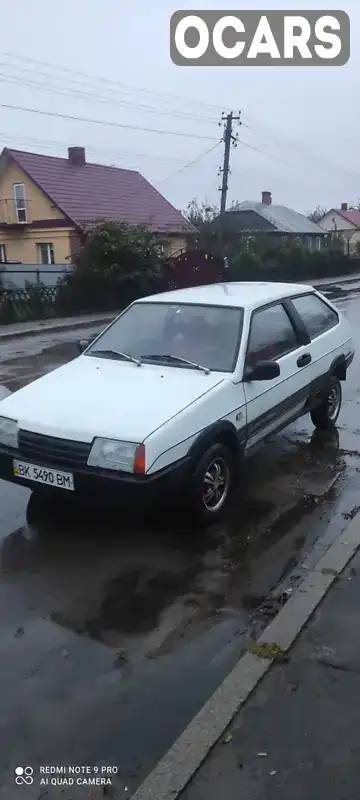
13 183 27 223
37 243 55 265
0 244 6 263
307 236 313 251
316 236 321 251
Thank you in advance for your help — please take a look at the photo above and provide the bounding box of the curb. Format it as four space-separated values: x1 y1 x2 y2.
0 314 115 342
130 510 360 800
312 275 360 289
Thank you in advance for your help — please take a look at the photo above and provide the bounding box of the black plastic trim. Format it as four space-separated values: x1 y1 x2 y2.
188 420 244 464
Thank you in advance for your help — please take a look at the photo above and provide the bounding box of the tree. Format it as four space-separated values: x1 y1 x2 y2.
183 199 220 251
308 206 327 223
58 221 167 313
229 200 243 211
185 199 218 229
74 221 165 279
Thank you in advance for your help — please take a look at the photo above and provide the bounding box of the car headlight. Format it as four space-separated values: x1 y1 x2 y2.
0 416 18 448
87 438 145 473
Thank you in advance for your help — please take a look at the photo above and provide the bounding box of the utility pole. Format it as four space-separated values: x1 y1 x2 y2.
219 111 241 215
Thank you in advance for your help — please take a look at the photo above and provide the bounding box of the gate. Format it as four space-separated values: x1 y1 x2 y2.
164 250 225 291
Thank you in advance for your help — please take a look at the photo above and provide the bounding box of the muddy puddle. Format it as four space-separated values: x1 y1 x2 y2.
0 423 346 666
0 340 79 390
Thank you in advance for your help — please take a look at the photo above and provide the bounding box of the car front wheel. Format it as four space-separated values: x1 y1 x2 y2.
189 442 235 524
310 375 342 430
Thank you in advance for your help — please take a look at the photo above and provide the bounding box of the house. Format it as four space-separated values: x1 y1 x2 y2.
0 146 196 267
213 191 326 250
318 203 360 254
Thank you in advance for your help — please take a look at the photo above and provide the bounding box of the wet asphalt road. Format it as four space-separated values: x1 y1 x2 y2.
1 283 360 798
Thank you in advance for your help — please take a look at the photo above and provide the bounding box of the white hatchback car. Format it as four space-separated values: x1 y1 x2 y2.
0 282 354 523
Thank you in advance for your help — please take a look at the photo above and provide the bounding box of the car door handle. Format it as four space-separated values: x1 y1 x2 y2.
297 353 312 367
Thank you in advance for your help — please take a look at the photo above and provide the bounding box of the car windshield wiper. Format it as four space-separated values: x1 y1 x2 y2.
141 353 210 374
90 349 142 366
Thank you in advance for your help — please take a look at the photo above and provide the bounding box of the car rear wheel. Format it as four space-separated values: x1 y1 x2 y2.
189 442 235 524
310 376 342 430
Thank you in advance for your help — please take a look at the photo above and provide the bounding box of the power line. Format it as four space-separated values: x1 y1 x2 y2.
0 68 218 125
230 142 358 200
158 142 221 183
237 137 289 164
6 51 357 189
0 130 191 164
0 51 223 114
242 114 360 183
0 102 219 141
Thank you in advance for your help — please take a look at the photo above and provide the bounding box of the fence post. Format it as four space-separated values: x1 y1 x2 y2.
36 269 40 285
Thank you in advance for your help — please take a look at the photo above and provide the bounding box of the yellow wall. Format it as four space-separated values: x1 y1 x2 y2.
0 160 72 264
167 236 187 256
0 228 73 264
0 161 65 223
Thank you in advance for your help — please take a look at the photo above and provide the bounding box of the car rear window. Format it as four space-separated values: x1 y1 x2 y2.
291 293 339 340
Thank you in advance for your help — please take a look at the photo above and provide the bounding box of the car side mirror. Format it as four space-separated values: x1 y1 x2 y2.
244 360 280 381
77 338 94 353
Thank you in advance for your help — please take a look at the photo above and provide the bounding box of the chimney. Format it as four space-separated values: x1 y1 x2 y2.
262 190 272 205
341 202 348 211
68 146 86 167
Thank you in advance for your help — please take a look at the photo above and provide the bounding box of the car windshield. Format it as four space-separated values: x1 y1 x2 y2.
87 302 244 372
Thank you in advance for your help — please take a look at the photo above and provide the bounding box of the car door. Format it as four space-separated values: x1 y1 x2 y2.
243 300 313 453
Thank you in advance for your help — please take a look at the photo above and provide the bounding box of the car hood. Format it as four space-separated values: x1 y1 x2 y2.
0 355 225 442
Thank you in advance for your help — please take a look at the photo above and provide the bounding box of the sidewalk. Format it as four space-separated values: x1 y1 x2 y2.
0 310 115 341
181 549 360 800
312 272 360 287
131 507 360 800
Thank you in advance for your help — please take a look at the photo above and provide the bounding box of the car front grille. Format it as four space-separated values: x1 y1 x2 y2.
17 430 92 470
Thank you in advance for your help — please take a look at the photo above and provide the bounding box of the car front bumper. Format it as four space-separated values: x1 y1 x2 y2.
0 446 191 508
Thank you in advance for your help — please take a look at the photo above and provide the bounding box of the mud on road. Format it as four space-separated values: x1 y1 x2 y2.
0 285 360 797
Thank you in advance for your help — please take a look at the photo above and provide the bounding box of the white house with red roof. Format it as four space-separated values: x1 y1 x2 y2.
318 203 360 254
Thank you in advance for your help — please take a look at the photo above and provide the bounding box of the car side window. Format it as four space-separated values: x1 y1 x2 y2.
246 303 298 366
290 293 339 340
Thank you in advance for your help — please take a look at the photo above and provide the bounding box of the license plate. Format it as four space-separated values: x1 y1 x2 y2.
13 460 74 491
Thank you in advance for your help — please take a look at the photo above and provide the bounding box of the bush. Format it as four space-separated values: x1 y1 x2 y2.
57 221 168 315
227 248 360 283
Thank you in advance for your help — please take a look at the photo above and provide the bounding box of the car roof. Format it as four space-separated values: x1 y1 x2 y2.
136 282 313 309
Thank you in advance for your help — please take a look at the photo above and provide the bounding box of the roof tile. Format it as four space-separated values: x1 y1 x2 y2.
4 148 195 235
339 210 360 228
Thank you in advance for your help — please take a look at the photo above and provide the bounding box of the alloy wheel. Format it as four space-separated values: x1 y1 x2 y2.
202 456 230 513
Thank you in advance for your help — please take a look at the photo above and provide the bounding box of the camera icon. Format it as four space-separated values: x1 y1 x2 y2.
15 766 34 785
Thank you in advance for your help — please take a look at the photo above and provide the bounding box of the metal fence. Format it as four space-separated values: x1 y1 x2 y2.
0 284 62 324
0 265 73 289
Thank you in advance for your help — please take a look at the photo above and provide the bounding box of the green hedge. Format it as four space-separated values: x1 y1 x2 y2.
226 250 360 282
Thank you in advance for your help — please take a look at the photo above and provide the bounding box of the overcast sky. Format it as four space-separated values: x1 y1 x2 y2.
0 0 358 216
